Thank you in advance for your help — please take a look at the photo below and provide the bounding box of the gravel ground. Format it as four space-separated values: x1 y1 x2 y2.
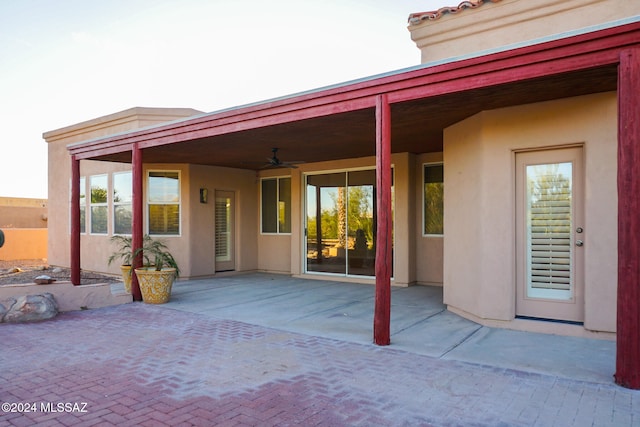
0 259 120 286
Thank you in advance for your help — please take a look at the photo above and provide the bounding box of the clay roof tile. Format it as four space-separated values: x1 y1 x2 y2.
408 0 502 25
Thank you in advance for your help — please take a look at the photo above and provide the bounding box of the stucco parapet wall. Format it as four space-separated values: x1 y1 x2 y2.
408 0 640 63
0 282 131 312
43 107 204 145
0 197 47 208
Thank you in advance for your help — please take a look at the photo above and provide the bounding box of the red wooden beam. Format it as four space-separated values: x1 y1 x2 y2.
130 144 143 301
615 48 640 390
70 156 81 285
72 143 134 161
374 93 392 346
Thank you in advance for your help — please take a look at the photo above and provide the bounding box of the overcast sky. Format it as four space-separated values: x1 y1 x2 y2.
0 0 445 199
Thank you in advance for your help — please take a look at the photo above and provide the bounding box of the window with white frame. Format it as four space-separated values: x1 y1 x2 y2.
113 172 132 235
148 171 180 235
423 164 444 235
90 174 109 234
261 177 291 233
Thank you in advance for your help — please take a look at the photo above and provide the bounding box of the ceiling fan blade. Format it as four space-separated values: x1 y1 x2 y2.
256 147 304 169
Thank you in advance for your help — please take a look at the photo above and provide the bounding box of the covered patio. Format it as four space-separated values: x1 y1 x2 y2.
70 18 640 387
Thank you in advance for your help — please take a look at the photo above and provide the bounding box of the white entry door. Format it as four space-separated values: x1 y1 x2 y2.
515 147 584 322
215 190 235 272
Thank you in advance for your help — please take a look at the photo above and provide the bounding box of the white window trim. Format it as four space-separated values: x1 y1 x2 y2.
260 175 292 235
146 170 181 237
422 162 444 238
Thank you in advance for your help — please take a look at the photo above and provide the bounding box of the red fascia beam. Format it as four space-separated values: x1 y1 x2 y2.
389 52 621 104
69 96 375 155
615 48 640 390
374 94 392 346
138 97 376 150
388 31 633 104
72 142 134 161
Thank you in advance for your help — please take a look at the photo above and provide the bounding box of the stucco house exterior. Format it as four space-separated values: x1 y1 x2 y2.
44 0 640 388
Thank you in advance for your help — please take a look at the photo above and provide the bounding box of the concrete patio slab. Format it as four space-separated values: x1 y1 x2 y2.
391 310 482 357
443 326 617 384
163 273 618 385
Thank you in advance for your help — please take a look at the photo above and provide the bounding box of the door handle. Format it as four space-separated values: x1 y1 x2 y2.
576 240 584 247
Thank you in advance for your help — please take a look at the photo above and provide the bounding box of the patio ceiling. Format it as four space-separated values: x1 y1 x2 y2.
83 67 617 170
69 20 637 170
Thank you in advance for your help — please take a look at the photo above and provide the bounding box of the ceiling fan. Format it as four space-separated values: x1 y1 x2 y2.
261 148 304 169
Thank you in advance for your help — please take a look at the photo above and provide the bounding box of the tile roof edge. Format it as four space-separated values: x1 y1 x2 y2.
408 0 502 25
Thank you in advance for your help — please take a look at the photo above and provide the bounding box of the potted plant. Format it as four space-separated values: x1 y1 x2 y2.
133 236 180 304
107 235 135 293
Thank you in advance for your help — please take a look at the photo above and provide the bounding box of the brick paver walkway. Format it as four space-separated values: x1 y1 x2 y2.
1 304 639 426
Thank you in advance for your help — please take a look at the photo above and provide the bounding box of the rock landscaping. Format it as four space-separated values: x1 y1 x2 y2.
0 260 130 316
0 293 58 323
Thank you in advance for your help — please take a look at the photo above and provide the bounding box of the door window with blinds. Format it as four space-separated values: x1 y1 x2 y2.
147 171 180 235
215 196 231 262
525 162 573 300
516 147 584 322
215 191 235 271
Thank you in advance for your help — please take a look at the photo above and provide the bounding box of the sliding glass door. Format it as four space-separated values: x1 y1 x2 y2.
306 173 346 274
305 169 387 277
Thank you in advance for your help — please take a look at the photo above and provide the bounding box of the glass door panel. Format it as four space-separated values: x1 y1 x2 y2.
306 173 346 274
347 170 376 276
526 162 573 300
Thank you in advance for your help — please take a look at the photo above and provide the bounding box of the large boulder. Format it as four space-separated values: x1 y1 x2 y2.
0 298 12 320
2 293 58 323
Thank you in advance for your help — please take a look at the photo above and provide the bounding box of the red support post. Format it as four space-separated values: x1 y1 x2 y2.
615 48 640 389
131 144 144 301
374 94 392 346
70 156 81 285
